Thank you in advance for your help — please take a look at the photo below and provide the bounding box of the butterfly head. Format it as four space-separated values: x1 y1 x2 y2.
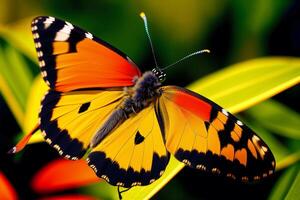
152 68 166 82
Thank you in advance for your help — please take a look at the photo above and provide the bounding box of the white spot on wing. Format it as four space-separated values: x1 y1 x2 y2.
33 33 39 39
32 26 38 31
39 60 45 67
236 120 244 126
37 51 43 57
252 135 260 142
85 32 93 39
126 56 134 63
46 138 52 144
261 146 268 152
54 23 74 41
65 21 74 29
55 32 70 41
222 108 229 116
117 182 124 186
101 175 109 182
53 144 60 151
45 80 50 86
44 17 55 29
149 179 155 183
90 164 98 173
35 42 41 48
41 130 46 137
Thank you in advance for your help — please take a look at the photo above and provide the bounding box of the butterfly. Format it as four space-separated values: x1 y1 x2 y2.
11 14 275 188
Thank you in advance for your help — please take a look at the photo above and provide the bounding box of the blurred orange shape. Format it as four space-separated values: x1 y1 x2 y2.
0 172 18 200
39 194 98 200
31 159 100 194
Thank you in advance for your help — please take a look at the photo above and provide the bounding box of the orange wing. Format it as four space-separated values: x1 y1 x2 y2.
31 16 141 92
158 86 275 182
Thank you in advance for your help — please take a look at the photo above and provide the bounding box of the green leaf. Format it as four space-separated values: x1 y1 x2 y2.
276 151 300 172
268 166 299 200
189 57 300 113
0 17 37 62
135 0 227 62
230 0 292 60
0 17 37 127
24 75 48 143
123 57 300 199
0 42 34 126
79 181 119 200
246 100 300 139
285 166 300 200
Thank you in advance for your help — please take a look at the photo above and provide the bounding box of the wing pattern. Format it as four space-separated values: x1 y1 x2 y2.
158 86 275 182
39 89 125 160
31 16 141 92
87 104 169 187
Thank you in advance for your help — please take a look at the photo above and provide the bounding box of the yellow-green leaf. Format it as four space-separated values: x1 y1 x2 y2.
0 43 34 126
0 17 36 62
24 75 48 143
285 166 300 200
247 100 300 139
268 166 298 200
189 57 300 113
0 17 36 127
123 57 300 200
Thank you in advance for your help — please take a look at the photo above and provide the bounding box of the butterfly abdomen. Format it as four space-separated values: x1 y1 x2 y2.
90 109 127 147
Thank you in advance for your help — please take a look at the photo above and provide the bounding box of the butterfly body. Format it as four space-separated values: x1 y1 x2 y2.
91 70 162 147
28 16 275 188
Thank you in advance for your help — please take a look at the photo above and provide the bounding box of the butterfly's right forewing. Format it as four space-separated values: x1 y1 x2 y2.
158 86 275 182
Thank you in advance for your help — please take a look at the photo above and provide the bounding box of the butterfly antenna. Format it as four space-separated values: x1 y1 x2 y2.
140 12 159 68
161 49 210 70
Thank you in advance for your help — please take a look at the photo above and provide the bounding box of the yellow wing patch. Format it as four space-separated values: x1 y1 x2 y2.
158 86 275 182
86 104 169 188
39 89 125 160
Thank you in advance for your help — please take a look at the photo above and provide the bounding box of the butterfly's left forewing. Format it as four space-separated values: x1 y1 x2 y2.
33 16 143 160
32 16 141 92
158 86 275 181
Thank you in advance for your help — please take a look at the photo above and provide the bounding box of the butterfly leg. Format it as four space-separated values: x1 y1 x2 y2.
117 186 131 199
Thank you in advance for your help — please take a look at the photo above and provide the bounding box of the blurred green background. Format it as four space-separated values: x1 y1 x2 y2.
0 0 300 199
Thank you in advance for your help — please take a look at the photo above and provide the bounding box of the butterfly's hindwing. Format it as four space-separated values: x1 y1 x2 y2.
159 86 275 182
31 16 141 92
39 89 125 160
87 105 169 187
